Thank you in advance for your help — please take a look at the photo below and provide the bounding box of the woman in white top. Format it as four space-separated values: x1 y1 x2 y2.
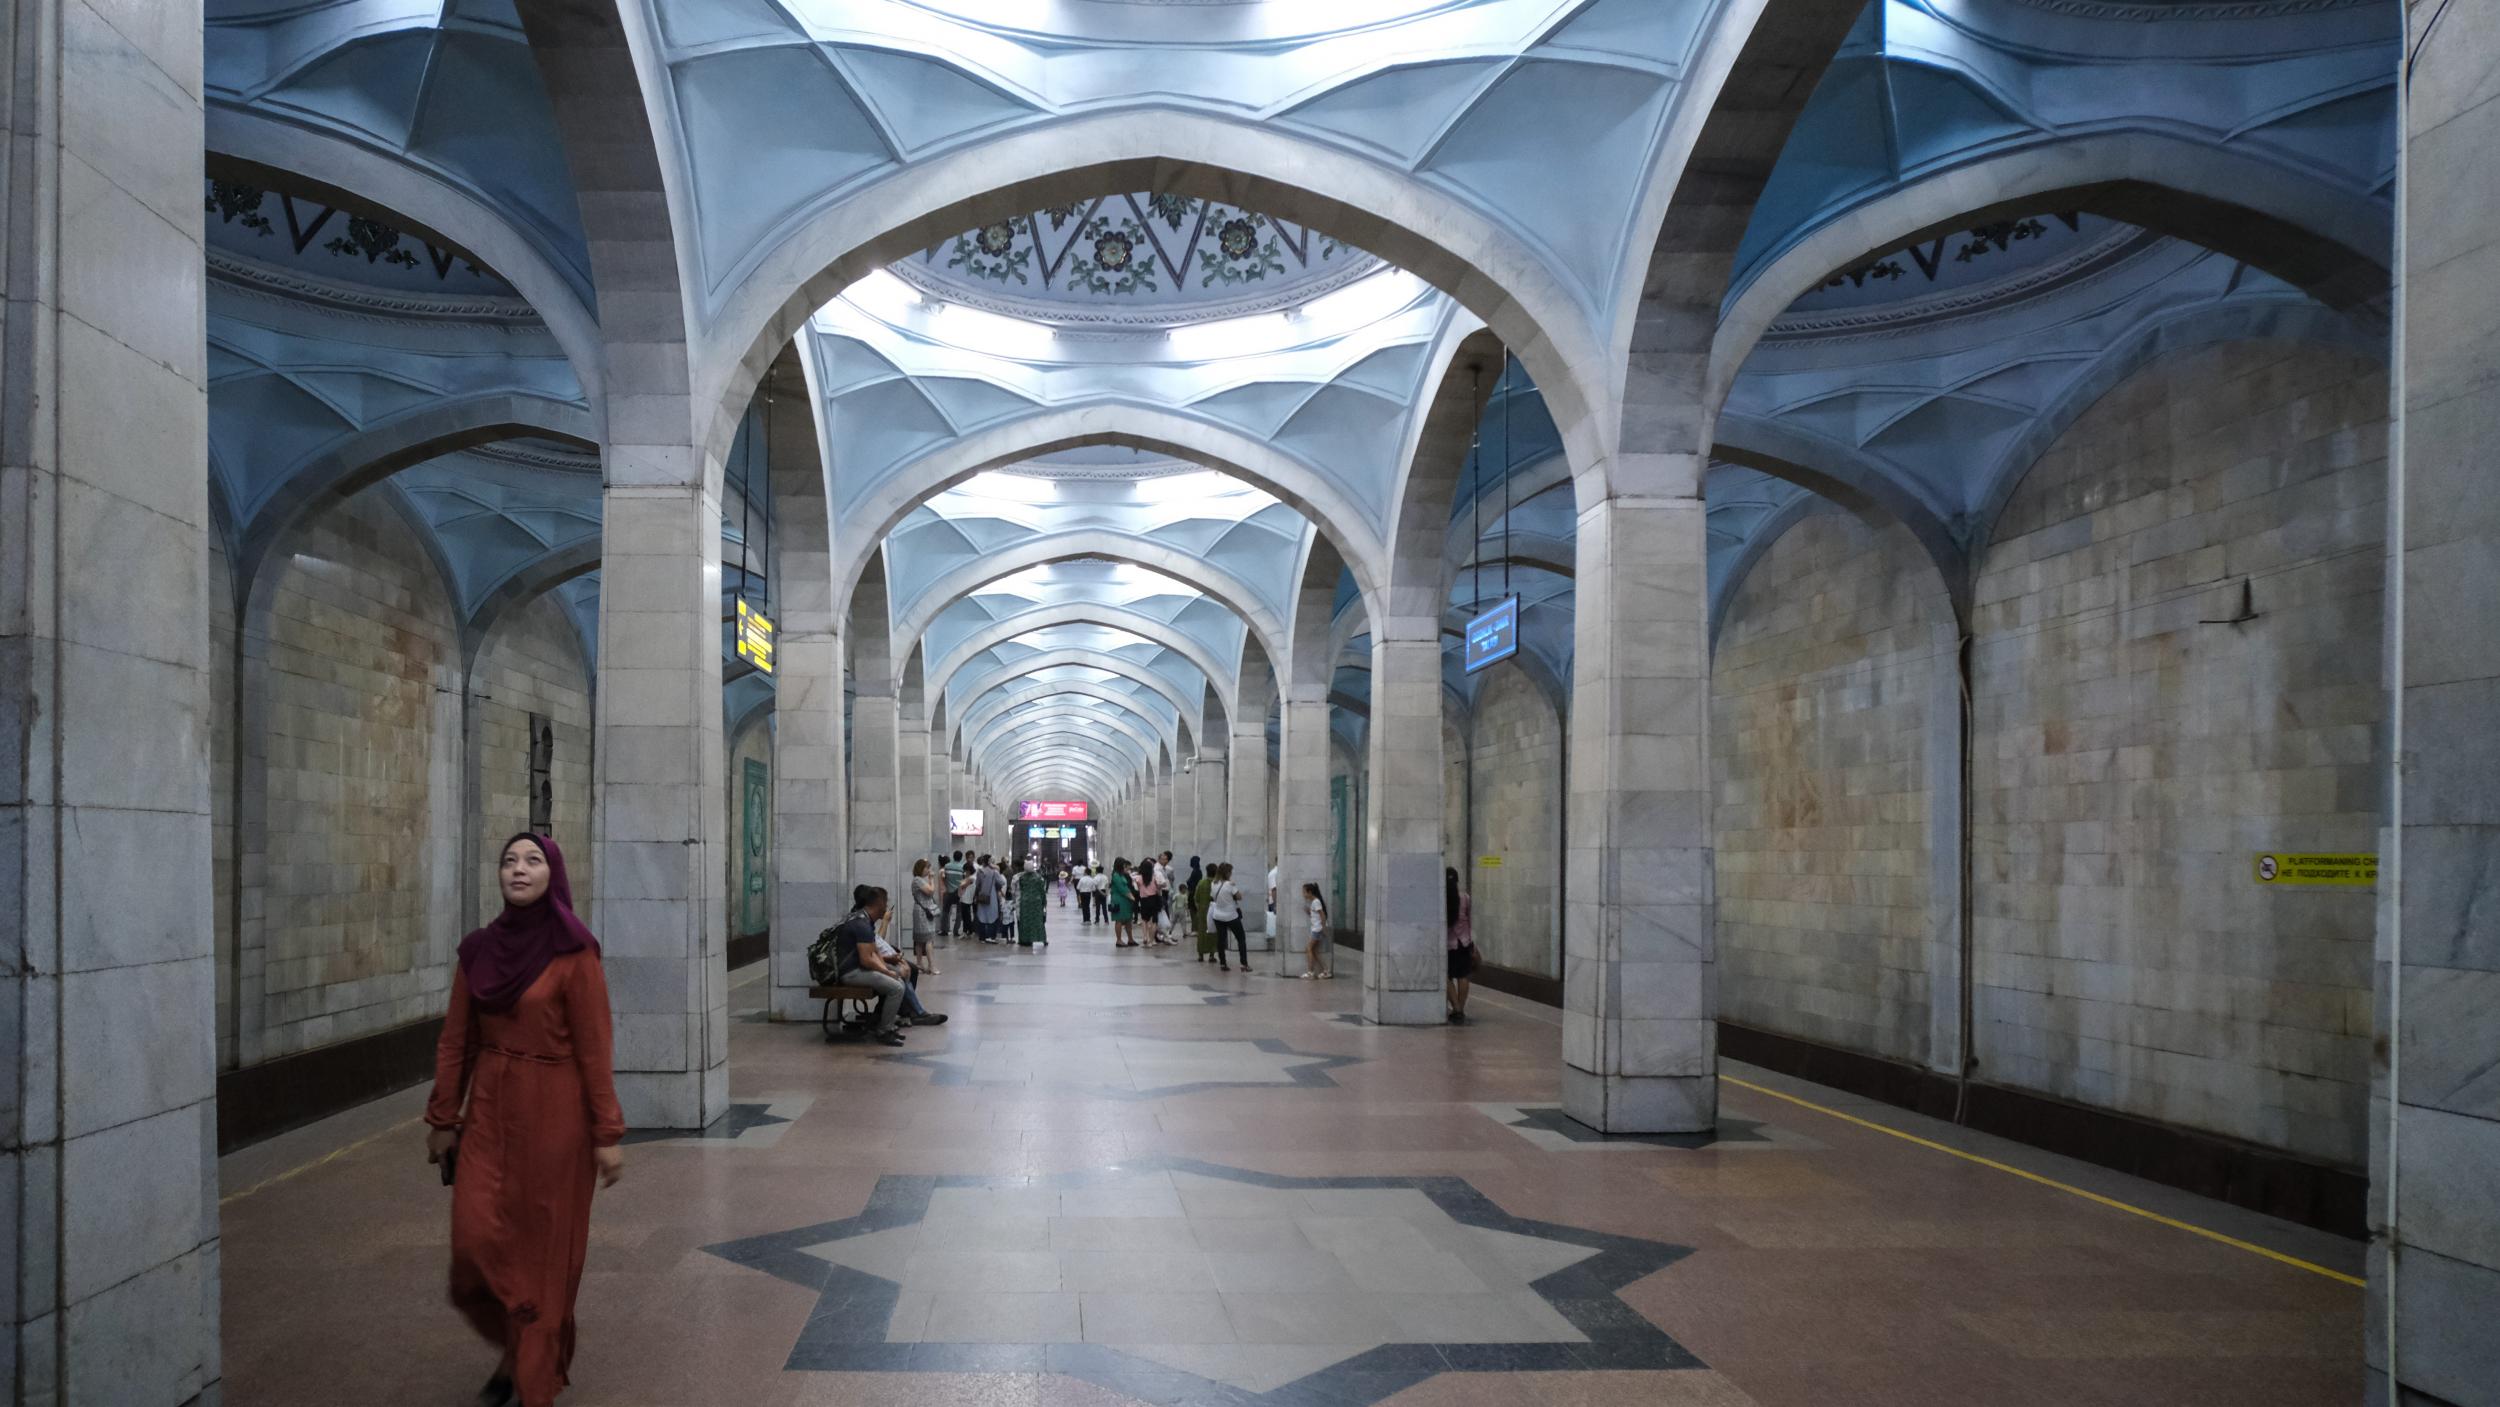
1300 881 1333 979
1206 863 1248 973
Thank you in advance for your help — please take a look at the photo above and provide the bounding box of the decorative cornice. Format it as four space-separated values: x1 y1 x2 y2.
208 250 545 327
1762 226 2170 345
888 252 1388 332
463 439 603 474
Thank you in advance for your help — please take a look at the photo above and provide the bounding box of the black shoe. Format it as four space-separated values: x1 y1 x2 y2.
875 1030 907 1046
478 1376 515 1407
911 1012 949 1026
1452 1011 1468 1025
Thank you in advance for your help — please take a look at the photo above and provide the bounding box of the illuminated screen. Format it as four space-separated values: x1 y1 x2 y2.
1462 595 1520 674
948 808 985 837
1017 800 1090 822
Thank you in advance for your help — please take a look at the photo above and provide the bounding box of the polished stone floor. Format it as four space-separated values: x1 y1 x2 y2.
220 916 2366 1405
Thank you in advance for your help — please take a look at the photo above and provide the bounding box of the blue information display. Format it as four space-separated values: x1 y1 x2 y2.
1463 595 1520 674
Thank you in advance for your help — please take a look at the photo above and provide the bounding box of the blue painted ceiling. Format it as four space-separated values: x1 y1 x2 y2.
201 0 2396 805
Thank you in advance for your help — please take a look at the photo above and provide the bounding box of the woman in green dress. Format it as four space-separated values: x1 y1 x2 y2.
1016 860 1050 948
1109 859 1139 948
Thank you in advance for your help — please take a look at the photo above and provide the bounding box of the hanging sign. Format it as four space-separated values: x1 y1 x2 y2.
1463 595 1520 674
735 598 775 675
1018 800 1090 822
2252 853 2377 887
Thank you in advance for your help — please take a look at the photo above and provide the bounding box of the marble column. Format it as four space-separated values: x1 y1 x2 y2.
1229 721 1273 946
928 732 950 854
767 381 840 1024
596 485 731 1129
1172 767 1200 862
1564 494 1714 1133
1278 698 1333 953
847 568 902 909
2373 30 2500 1397
1362 636 1447 1025
1 0 221 1392
897 704 931 879
1195 754 1230 869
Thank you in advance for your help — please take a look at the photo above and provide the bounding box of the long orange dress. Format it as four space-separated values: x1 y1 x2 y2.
426 948 624 1406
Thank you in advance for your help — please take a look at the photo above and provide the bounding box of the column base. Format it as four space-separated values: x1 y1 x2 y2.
616 1063 729 1132
1363 985 1445 1027
1561 1065 1716 1135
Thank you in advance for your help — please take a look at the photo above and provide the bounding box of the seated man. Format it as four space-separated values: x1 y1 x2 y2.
832 885 910 1046
866 889 948 1028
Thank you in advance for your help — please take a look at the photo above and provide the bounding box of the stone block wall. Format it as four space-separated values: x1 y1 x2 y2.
1970 338 2387 1168
248 489 463 1060
1712 511 1944 1064
472 595 595 914
1464 662 1564 977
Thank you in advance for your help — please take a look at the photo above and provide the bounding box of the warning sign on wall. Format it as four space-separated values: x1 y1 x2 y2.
1477 855 1503 868
2253 853 2377 886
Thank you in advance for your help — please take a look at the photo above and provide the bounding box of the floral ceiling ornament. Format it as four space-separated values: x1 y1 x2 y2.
910 193 1373 321
203 179 491 283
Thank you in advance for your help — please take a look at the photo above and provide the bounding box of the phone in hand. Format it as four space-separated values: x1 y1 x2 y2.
439 1142 458 1186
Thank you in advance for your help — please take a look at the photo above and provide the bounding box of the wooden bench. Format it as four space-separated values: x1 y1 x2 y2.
808 983 883 1042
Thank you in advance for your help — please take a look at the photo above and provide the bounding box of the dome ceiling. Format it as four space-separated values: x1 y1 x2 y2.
891 193 1383 326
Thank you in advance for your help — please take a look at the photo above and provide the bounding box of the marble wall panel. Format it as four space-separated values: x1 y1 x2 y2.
1972 339 2387 1168
1465 662 1564 979
1712 511 1943 1066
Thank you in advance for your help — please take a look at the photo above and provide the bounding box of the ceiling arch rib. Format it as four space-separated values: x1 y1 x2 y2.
927 605 1239 730
1712 132 2395 414
968 703 1160 779
822 395 1394 620
959 679 1182 762
202 115 605 413
978 728 1144 786
965 684 1180 764
945 649 1205 757
992 752 1126 799
893 529 1293 682
691 93 1652 485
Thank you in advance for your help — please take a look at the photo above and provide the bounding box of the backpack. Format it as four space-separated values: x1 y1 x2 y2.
807 926 845 985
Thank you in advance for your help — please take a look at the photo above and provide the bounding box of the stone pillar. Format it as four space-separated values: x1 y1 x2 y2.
2373 29 2500 1399
767 382 840 1024
1152 774 1174 857
1229 730 1273 946
1195 753 1230 870
928 732 950 854
1362 636 1447 1025
1564 495 1714 1133
1278 698 1333 953
596 483 731 1129
847 569 902 908
1 0 221 1392
897 704 930 881
1171 766 1200 863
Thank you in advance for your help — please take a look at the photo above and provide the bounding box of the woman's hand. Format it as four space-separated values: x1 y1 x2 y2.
593 1145 624 1188
426 1127 458 1164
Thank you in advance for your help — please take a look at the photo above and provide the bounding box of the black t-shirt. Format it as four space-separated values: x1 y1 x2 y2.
831 913 878 975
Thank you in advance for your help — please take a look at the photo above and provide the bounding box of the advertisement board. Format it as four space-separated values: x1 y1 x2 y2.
948 808 985 837
1017 800 1090 822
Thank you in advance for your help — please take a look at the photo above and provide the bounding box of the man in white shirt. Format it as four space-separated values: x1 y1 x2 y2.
1266 863 1279 941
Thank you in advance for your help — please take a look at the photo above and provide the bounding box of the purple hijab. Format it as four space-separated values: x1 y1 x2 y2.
458 832 599 1012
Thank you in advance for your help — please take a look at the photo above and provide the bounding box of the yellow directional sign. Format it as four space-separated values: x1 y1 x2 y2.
1477 855 1503 868
2253 853 2376 887
736 598 775 675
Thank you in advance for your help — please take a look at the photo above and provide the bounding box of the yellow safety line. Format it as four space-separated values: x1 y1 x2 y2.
219 1114 425 1207
1720 1075 2366 1288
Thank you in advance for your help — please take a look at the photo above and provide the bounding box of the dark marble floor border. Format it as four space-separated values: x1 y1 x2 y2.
216 1016 439 1153
874 1034 1364 1100
728 929 769 971
962 980 1239 1007
702 1156 1702 1406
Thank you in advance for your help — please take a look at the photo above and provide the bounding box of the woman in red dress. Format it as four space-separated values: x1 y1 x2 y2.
426 832 625 1407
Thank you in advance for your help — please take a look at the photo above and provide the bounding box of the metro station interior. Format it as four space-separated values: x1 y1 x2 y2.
2 0 2494 1403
